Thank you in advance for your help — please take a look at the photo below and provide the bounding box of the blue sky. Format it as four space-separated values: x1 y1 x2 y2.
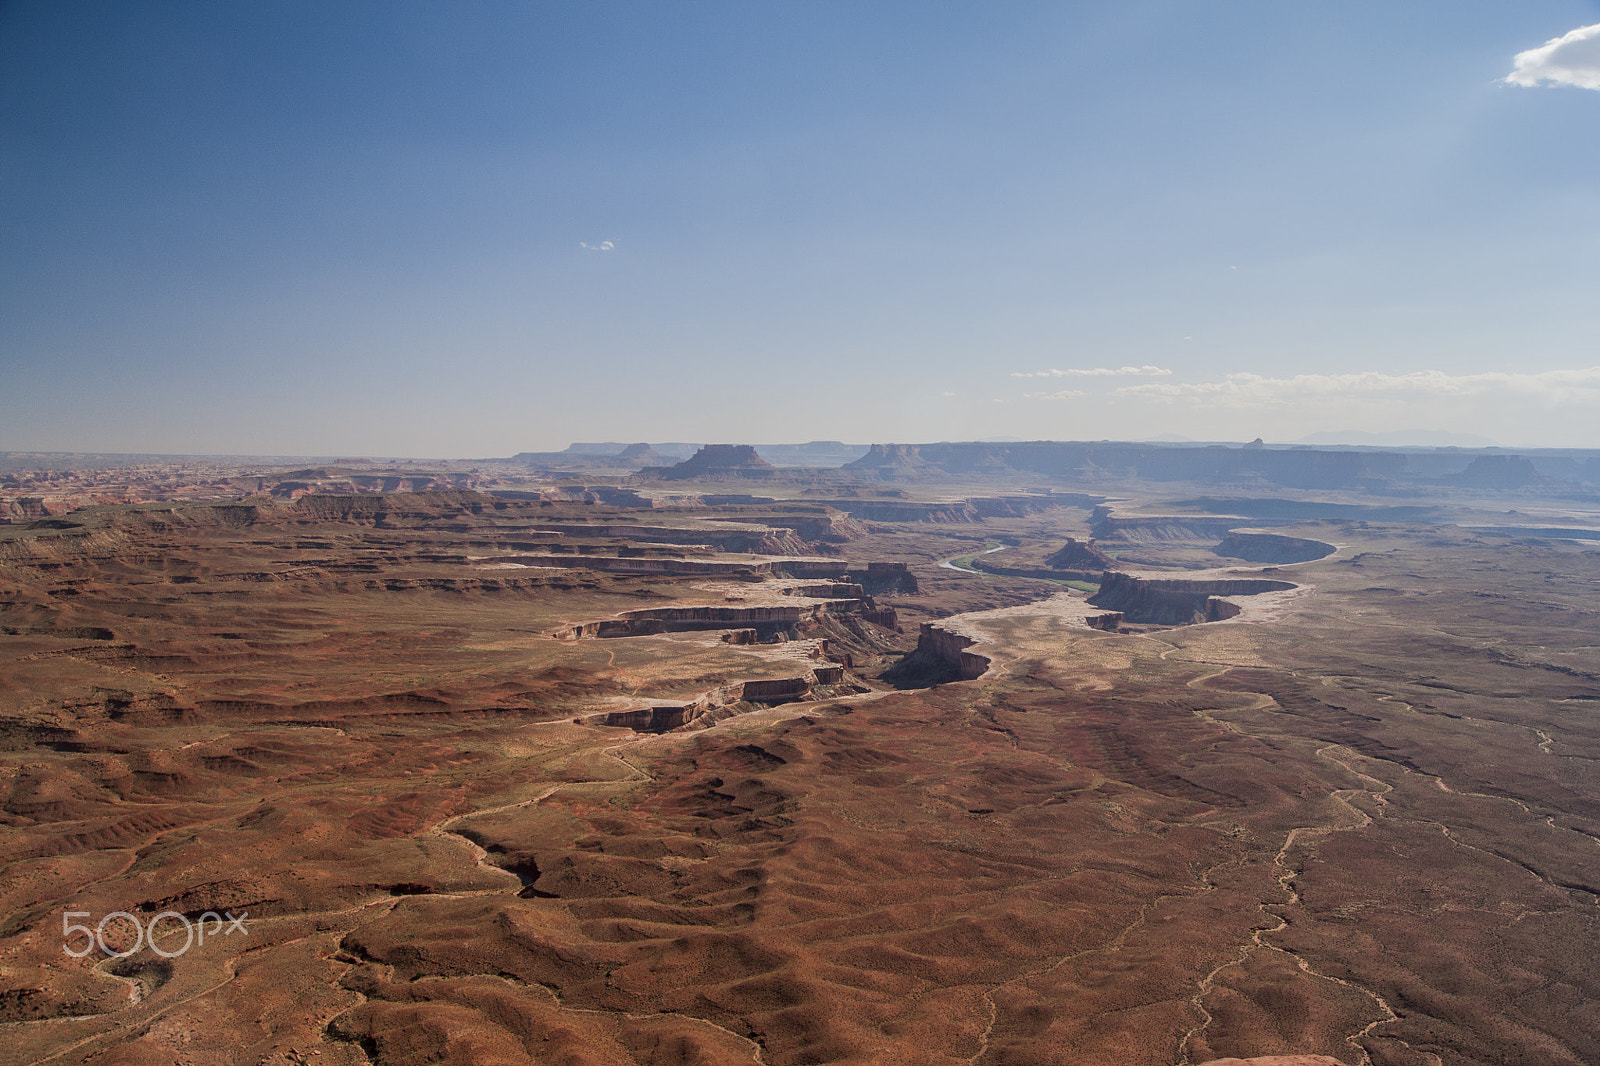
3 1 1599 455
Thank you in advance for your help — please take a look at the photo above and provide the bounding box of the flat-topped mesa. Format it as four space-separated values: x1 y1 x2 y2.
1214 530 1336 563
1090 505 1262 542
646 444 776 480
1088 571 1296 626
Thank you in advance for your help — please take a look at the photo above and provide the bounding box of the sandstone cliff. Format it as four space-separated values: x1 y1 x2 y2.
915 622 991 680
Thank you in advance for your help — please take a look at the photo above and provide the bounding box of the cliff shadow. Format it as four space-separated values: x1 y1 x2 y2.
879 647 965 689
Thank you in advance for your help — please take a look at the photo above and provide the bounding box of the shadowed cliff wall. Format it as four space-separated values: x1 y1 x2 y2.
915 623 991 680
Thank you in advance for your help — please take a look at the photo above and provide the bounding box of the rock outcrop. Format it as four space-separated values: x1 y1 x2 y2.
1045 537 1114 571
1088 571 1296 626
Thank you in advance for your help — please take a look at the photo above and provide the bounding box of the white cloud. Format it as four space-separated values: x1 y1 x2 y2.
579 240 616 251
1024 389 1085 401
1505 23 1600 90
1117 368 1600 407
1010 365 1172 379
